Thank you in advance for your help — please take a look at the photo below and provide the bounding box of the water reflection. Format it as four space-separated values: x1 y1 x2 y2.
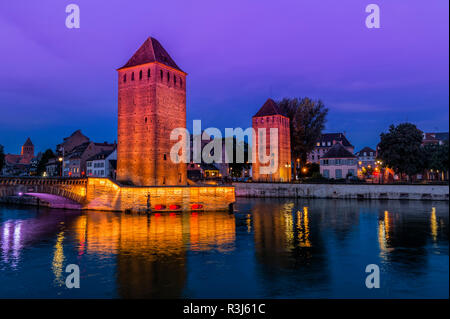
71 212 235 298
250 200 329 296
0 200 448 298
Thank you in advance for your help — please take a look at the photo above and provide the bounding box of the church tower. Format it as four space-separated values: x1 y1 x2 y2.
21 137 34 159
252 99 291 182
117 37 187 186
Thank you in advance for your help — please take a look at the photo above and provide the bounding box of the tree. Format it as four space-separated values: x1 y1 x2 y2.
377 123 425 181
37 149 55 176
424 140 449 180
277 97 329 178
0 144 5 174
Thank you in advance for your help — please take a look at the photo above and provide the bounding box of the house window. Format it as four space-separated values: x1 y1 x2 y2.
348 169 355 176
327 141 331 146
323 169 329 178
336 169 342 179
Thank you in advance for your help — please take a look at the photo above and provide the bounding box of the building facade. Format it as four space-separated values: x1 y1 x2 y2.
308 133 354 164
86 149 117 178
63 142 115 177
117 37 187 186
320 143 358 179
252 99 291 182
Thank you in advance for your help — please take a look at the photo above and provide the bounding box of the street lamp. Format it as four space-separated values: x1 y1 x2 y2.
58 157 63 177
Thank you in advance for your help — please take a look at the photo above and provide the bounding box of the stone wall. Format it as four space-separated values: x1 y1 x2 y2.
84 178 235 212
233 182 449 201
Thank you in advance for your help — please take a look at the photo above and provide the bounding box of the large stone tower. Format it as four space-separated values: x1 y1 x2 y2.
117 37 187 186
252 99 291 182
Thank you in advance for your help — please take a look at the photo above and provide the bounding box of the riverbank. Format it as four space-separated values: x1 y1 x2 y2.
233 182 449 200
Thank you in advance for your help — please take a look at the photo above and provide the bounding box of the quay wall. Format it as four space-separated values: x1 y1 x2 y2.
84 178 235 212
233 182 449 201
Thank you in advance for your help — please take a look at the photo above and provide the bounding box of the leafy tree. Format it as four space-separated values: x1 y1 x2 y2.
0 144 5 174
277 97 329 178
424 140 449 180
377 123 425 181
37 149 55 176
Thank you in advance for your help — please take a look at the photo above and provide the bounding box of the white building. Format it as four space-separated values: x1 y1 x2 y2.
86 149 117 178
320 143 357 179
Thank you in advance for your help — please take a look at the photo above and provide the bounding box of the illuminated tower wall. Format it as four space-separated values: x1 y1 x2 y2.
117 37 187 186
252 98 291 182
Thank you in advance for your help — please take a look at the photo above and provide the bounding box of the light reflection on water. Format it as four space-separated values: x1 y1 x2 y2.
0 199 448 298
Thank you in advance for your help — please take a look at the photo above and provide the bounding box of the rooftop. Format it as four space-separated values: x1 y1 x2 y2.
316 133 353 148
118 37 184 73
253 98 285 118
321 143 356 159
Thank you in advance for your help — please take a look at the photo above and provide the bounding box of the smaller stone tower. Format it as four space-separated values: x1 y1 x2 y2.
21 138 34 159
252 99 291 182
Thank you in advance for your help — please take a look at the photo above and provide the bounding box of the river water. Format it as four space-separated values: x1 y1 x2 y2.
0 199 448 298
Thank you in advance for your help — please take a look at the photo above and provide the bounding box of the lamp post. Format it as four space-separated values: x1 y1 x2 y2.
58 146 65 177
58 157 63 177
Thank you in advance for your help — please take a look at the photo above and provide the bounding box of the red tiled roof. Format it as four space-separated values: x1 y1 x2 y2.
118 37 184 72
253 98 284 117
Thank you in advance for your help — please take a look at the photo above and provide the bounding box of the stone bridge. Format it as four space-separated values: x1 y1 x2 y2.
0 177 235 212
0 177 87 204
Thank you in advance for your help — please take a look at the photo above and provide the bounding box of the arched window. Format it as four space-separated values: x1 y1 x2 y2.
147 68 151 78
139 70 142 80
123 74 126 83
131 72 134 81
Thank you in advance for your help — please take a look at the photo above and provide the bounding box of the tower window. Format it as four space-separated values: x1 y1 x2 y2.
123 74 126 83
174 76 176 85
163 154 167 160
167 72 170 82
160 70 163 80
147 68 151 78
139 70 142 80
180 78 183 87
131 72 134 81
145 117 147 123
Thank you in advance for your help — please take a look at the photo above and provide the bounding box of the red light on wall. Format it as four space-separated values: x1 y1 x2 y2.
191 204 204 210
154 204 166 210
169 204 181 210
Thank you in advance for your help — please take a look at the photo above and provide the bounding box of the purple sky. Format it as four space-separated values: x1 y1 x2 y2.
0 0 448 154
